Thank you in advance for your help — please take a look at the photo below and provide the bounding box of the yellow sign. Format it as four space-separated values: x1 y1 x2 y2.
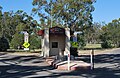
23 42 30 48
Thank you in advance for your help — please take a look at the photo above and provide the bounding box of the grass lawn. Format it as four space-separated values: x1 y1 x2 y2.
84 44 101 49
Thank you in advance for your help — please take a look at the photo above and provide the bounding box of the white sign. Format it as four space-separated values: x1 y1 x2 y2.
73 31 82 42
24 32 29 43
24 48 29 50
23 32 29 50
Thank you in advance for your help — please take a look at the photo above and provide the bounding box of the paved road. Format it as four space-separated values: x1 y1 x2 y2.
0 49 120 78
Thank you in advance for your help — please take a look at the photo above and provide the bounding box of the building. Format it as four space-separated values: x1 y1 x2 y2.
38 26 71 57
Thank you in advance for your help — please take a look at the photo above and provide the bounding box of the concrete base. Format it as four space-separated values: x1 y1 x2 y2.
45 57 91 71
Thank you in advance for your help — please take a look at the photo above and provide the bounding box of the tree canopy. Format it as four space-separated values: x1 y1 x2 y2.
32 0 96 31
0 6 41 50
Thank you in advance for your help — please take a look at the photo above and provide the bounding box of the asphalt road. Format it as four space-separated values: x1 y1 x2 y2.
0 49 120 78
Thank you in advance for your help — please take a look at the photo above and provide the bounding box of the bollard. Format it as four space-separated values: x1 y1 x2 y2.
68 53 70 71
90 49 94 70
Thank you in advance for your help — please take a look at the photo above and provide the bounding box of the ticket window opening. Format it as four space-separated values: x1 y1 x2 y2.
52 42 58 48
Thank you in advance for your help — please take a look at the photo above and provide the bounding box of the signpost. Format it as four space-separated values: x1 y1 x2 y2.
73 31 82 42
24 32 29 43
23 32 30 50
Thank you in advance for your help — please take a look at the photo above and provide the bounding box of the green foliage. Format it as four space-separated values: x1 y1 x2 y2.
70 47 78 56
29 35 41 49
77 35 86 49
100 30 112 48
100 18 120 48
85 22 102 44
11 33 41 50
32 0 96 31
101 40 112 48
71 42 79 48
0 7 40 49
10 33 24 49
0 36 10 51
10 23 26 49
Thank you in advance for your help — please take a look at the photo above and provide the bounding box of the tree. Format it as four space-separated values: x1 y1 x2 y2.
0 6 3 37
10 10 41 49
0 10 26 42
77 34 86 49
10 23 25 49
32 0 96 49
0 5 41 49
105 19 120 47
85 22 102 44
99 18 120 48
29 35 41 49
32 0 96 31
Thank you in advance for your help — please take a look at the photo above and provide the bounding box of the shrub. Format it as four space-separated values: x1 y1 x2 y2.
29 35 41 49
10 33 24 49
71 42 79 48
77 35 86 49
0 37 10 51
101 40 112 48
70 47 78 56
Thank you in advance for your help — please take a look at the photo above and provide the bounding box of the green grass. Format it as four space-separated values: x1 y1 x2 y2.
84 44 102 49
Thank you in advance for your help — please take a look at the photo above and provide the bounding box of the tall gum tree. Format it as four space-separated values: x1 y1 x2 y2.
32 0 96 31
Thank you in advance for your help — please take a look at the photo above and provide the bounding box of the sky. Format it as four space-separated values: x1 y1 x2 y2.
92 0 120 23
0 0 120 24
0 0 33 13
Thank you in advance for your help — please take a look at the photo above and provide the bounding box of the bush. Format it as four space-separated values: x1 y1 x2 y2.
101 40 112 48
77 35 86 49
29 35 41 49
10 33 24 49
70 47 78 56
0 37 10 51
71 42 79 48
